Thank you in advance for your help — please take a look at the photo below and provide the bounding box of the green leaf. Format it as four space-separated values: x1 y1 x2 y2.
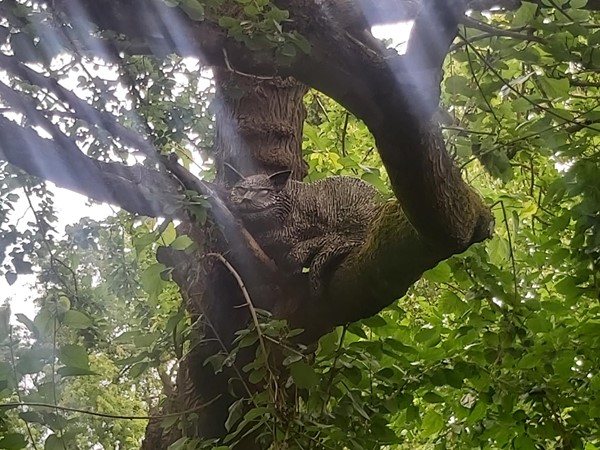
0 306 9 342
133 232 157 255
316 328 339 356
513 2 538 27
421 410 444 436
555 276 581 299
129 362 149 378
46 295 70 316
514 435 537 450
423 392 445 404
414 327 438 343
19 411 44 425
0 434 26 449
570 0 588 8
590 374 600 391
487 235 510 265
16 349 46 374
225 399 244 432
347 323 368 339
180 0 205 20
289 361 319 389
440 292 468 315
361 314 387 328
62 310 92 329
517 352 538 369
423 261 452 283
140 263 167 299
538 76 570 100
468 401 487 424
43 435 65 450
170 235 193 250
15 313 38 337
10 33 37 63
58 344 90 370
218 16 239 28
133 332 161 348
33 308 53 337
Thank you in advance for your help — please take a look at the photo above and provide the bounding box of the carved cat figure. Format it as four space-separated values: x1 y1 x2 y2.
225 164 382 297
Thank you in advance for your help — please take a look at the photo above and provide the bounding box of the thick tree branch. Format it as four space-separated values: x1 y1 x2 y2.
46 0 494 252
0 54 159 160
0 116 179 216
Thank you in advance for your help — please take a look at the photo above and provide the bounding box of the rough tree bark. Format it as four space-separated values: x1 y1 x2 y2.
147 1 492 447
0 0 507 447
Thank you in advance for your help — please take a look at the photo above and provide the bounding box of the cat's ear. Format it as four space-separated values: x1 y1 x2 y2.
224 163 245 184
269 170 292 190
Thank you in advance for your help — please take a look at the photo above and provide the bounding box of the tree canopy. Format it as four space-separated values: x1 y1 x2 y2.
0 0 599 449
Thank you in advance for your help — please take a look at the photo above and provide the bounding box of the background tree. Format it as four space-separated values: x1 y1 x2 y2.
0 0 599 449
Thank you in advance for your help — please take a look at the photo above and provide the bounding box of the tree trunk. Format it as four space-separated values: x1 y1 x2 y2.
143 72 310 448
212 68 309 179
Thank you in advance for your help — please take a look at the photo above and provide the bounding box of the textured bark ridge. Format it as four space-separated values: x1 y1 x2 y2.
213 68 309 180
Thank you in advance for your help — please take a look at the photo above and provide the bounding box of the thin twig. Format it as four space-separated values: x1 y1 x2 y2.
341 112 349 157
320 325 348 414
206 252 273 379
462 17 543 44
462 27 501 126
222 48 276 80
0 395 222 421
499 200 519 305
461 36 600 132
51 318 68 450
8 327 40 450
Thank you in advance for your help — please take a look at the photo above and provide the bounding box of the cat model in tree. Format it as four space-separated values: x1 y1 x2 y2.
225 163 382 298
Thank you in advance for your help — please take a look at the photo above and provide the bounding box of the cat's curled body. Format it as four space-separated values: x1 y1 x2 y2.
226 165 382 297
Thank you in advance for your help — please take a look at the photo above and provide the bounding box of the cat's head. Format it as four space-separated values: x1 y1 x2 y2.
225 164 292 219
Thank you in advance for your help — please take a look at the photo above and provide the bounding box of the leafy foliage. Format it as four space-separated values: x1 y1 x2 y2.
0 0 599 449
